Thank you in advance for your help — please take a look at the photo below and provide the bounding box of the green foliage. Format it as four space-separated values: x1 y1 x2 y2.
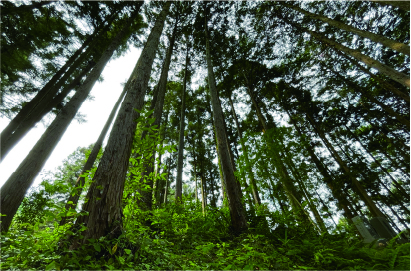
2 200 409 270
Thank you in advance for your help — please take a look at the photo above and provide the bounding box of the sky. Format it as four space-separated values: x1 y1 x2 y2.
0 46 143 189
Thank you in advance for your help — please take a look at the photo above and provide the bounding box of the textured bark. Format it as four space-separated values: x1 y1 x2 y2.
281 2 410 56
0 13 132 233
176 45 189 202
205 16 247 234
228 95 261 206
71 2 169 243
0 18 114 160
139 20 178 209
59 87 127 226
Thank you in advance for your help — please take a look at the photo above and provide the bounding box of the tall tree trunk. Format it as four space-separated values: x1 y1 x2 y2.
59 87 127 226
0 17 115 160
287 111 356 221
71 3 170 244
176 44 189 202
205 15 247 234
280 2 410 56
228 95 261 206
0 10 135 233
140 19 179 210
242 74 310 224
304 110 385 218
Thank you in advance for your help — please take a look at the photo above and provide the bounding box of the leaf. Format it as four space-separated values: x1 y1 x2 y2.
45 261 58 270
124 249 131 255
111 243 118 255
93 243 101 252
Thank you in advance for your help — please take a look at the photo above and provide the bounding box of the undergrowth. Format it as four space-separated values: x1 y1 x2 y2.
1 198 409 270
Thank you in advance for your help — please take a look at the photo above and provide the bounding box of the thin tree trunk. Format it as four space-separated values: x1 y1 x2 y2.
0 10 134 233
228 95 261 206
281 15 410 87
287 111 356 221
176 44 189 202
304 111 385 218
205 15 247 234
281 2 410 56
70 3 169 244
59 87 127 226
308 28 410 87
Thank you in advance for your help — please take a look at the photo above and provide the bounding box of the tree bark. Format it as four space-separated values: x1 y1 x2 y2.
59 86 127 226
0 11 133 233
71 2 169 244
176 43 189 202
205 15 247 234
281 2 410 56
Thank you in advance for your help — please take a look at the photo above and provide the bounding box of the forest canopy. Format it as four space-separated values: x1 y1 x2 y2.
0 0 410 270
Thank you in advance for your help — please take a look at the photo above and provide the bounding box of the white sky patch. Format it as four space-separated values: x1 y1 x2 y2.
0 46 143 188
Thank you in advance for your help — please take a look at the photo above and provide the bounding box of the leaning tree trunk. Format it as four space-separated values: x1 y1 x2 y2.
71 2 170 245
0 17 115 160
59 87 127 226
287 111 355 221
304 110 385 218
280 2 410 56
0 11 134 233
176 44 189 203
280 15 410 88
205 15 247 234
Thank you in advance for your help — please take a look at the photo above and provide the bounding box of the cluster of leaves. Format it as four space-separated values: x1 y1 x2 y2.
2 197 409 270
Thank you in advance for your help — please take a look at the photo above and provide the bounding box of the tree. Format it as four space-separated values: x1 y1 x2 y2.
0 9 141 233
71 2 171 244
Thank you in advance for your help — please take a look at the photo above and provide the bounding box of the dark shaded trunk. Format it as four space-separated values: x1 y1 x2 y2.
205 15 247 234
287 111 355 221
0 11 133 233
140 20 178 209
59 87 127 226
71 3 169 244
176 43 189 202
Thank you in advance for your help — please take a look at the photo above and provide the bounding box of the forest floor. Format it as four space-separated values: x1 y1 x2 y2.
1 202 410 270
